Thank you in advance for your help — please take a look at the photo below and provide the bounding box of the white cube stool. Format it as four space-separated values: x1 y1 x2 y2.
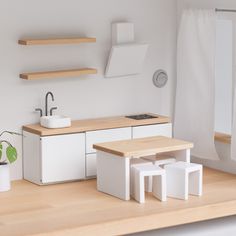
140 155 176 192
164 161 203 200
130 159 153 195
132 164 166 204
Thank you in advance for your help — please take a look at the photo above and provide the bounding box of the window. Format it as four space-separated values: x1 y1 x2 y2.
215 18 233 135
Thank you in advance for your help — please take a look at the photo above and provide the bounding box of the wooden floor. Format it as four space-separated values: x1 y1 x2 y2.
0 168 236 236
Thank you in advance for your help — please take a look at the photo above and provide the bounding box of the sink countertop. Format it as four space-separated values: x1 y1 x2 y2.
23 113 171 136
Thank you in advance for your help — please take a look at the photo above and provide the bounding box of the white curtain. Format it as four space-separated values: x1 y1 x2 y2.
174 9 219 160
231 89 236 160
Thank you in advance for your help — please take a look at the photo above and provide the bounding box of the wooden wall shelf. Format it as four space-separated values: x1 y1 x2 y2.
20 68 97 80
215 132 231 144
18 37 96 45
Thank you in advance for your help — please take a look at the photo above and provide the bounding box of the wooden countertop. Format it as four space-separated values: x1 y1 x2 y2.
0 168 236 236
23 114 170 136
93 136 193 158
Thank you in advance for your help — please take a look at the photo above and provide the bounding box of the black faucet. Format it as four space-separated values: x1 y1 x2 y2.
35 108 43 117
35 92 57 117
50 107 58 116
45 92 54 116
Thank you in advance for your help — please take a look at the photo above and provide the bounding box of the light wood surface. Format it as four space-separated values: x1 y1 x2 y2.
18 37 96 45
215 132 231 144
93 136 193 158
0 168 236 236
20 68 97 80
23 114 170 136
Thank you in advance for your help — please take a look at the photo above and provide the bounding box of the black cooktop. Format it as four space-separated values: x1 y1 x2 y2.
125 114 158 120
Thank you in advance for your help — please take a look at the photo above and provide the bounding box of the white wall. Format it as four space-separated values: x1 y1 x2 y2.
178 0 236 12
0 0 177 180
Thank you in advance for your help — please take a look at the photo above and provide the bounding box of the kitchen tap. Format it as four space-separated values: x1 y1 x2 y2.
45 92 54 116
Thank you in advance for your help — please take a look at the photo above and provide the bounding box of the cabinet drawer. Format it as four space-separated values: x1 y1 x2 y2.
132 123 172 139
86 153 97 177
86 127 132 153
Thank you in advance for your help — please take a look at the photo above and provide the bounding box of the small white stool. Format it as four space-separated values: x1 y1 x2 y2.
140 155 176 192
164 161 203 200
132 164 166 204
130 159 153 195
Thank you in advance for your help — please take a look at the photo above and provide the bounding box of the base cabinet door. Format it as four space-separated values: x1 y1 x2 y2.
41 133 85 183
132 123 172 139
86 153 97 177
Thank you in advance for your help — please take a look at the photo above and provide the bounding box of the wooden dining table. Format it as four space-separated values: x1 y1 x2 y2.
93 136 194 201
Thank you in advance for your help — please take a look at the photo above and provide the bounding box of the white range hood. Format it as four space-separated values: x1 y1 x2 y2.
105 22 149 78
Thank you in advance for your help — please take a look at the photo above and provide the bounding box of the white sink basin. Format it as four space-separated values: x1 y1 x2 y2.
40 115 71 129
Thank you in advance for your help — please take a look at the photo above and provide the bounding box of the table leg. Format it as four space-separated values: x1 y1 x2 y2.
97 151 130 201
174 149 190 162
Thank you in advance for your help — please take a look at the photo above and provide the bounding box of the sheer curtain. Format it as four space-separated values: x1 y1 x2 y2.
231 90 236 160
174 9 219 160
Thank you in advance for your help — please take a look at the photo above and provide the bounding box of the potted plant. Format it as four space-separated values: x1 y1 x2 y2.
0 131 21 192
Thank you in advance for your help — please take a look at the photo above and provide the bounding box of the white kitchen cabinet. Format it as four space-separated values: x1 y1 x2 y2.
23 131 85 184
85 127 132 178
23 131 41 184
86 127 132 153
41 133 85 183
132 123 172 139
86 153 97 177
23 120 172 184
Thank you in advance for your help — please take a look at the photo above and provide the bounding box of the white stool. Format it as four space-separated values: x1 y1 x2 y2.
164 161 203 200
132 164 166 204
140 155 176 192
130 159 153 195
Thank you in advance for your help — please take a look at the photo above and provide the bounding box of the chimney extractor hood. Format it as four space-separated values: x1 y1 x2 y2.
105 22 149 78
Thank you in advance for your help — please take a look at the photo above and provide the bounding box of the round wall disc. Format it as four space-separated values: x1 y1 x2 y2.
153 70 168 88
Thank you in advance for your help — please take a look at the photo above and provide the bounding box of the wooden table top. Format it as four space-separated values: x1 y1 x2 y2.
93 136 194 158
23 113 170 136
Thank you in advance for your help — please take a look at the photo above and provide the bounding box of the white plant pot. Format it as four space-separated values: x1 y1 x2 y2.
0 164 11 192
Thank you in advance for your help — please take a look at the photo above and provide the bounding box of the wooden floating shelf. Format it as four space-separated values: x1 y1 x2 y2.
215 132 231 144
18 37 96 45
20 68 97 80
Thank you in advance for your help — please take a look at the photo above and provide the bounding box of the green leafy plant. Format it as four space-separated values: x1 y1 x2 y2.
0 131 22 165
